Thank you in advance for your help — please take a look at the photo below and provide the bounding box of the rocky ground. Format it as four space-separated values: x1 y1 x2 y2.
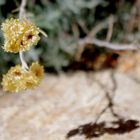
0 69 140 140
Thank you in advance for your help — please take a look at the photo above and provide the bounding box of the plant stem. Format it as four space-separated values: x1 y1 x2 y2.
19 0 27 19
19 51 28 69
19 0 28 69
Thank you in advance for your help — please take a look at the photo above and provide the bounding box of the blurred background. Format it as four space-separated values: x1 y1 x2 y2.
0 1 140 139
0 0 139 74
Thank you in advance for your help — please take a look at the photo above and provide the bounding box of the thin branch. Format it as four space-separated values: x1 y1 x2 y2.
78 20 89 34
71 14 139 53
88 16 116 38
106 15 114 41
73 38 140 51
74 16 116 61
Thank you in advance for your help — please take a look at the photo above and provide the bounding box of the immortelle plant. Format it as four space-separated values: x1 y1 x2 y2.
1 0 47 93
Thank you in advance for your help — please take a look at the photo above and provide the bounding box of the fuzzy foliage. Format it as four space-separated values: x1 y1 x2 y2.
0 0 139 73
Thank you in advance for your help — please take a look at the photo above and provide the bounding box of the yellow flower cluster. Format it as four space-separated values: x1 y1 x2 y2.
1 18 40 53
1 18 46 92
2 62 44 92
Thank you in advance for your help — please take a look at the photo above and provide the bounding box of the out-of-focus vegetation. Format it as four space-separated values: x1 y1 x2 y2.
0 0 139 74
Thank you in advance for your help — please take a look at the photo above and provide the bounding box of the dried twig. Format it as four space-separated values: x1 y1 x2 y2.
78 20 89 34
73 38 140 51
73 15 139 61
106 15 114 41
88 16 116 38
74 16 117 60
74 36 140 61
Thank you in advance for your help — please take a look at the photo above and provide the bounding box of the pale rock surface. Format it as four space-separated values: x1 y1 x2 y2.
0 70 140 140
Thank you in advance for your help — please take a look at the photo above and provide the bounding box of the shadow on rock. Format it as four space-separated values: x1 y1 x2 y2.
66 118 140 139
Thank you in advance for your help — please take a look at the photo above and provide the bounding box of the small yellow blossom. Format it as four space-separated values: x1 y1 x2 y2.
2 62 44 92
30 62 44 80
1 18 40 53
